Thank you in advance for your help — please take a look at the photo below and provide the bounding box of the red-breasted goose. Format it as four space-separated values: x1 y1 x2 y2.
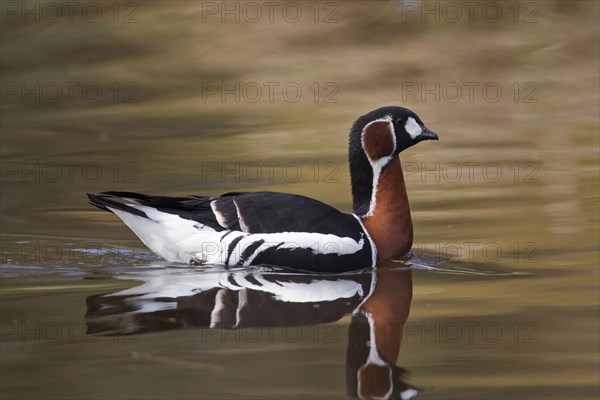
88 106 438 272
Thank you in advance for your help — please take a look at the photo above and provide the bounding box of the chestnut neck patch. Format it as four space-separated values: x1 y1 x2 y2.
361 120 396 162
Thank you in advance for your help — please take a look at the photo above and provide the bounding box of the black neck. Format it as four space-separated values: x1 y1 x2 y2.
348 126 374 216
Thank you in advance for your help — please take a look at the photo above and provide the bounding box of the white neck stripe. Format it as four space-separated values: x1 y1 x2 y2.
360 115 396 218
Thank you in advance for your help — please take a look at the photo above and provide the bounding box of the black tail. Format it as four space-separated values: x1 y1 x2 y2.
87 192 150 218
87 191 215 222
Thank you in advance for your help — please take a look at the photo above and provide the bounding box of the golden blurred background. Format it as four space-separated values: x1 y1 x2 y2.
1 1 599 399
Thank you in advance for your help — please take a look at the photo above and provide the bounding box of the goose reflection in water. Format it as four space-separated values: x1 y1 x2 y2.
86 264 418 400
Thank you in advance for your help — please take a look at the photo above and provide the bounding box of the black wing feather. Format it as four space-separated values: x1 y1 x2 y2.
232 192 358 237
88 191 363 240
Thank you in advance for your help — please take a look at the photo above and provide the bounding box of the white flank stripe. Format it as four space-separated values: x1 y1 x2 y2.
227 231 365 266
108 205 367 265
352 214 377 267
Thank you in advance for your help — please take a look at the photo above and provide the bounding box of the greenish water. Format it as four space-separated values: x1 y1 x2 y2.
1 1 599 399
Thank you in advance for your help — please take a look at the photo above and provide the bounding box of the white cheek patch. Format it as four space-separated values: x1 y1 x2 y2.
405 117 422 140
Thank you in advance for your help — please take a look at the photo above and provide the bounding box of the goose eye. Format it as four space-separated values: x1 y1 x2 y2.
395 118 404 124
